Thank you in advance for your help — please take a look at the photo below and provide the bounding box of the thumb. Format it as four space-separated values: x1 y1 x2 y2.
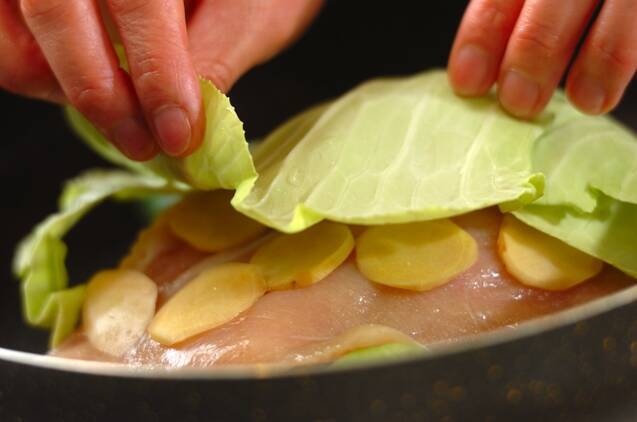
187 0 323 92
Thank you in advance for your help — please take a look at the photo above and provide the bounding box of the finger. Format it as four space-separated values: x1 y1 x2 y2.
188 0 323 92
184 0 200 19
107 0 203 157
448 0 524 96
497 0 599 118
0 1 62 102
20 0 157 161
566 0 637 114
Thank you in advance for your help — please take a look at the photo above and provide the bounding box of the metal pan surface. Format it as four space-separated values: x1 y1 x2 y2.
3 286 637 420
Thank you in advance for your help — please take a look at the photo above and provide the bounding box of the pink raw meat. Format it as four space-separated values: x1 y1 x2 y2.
53 209 633 367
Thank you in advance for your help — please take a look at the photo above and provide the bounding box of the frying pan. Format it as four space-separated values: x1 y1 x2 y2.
1 3 636 420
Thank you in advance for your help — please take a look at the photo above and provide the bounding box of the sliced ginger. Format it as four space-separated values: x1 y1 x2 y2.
250 222 354 290
356 219 477 291
148 263 266 346
83 269 157 357
164 190 267 252
119 214 172 270
498 215 603 290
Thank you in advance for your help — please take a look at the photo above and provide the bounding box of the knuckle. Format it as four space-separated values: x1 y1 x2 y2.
68 77 116 119
198 58 234 93
589 40 637 74
514 19 563 60
107 0 148 17
132 55 172 100
134 55 163 86
129 42 199 108
468 0 515 35
20 0 65 22
132 52 196 109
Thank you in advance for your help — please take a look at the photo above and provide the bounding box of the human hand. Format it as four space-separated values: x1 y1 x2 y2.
448 0 636 118
0 0 322 160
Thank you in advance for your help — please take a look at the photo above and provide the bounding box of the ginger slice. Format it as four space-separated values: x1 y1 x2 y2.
355 219 477 291
83 269 157 357
119 214 172 270
148 263 266 346
497 215 603 291
250 222 354 290
165 190 267 252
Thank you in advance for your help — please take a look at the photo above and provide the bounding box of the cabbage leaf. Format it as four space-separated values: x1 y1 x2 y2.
66 79 256 191
13 170 180 346
510 95 637 277
527 115 637 211
235 70 545 232
514 196 637 278
333 343 423 366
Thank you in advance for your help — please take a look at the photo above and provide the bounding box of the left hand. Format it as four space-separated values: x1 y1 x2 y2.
0 0 322 160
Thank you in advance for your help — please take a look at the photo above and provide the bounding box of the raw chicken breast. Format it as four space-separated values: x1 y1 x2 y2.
53 209 633 367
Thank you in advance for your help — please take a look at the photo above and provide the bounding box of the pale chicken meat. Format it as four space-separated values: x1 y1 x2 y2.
53 209 633 367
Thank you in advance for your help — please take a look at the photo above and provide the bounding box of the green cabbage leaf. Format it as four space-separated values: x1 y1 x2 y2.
512 109 637 277
234 71 545 232
524 113 637 211
514 197 637 278
333 343 423 367
66 78 256 192
13 170 181 346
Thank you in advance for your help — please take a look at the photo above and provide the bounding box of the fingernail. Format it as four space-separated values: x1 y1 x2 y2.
499 70 540 118
111 118 157 161
571 75 606 114
452 45 491 95
153 106 191 157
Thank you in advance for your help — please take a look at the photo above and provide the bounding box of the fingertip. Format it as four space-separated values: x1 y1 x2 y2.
110 117 159 161
449 44 495 97
185 99 206 155
564 0 637 115
497 69 543 119
566 73 610 115
140 70 203 158
152 106 195 157
199 60 234 94
108 0 204 158
180 77 206 156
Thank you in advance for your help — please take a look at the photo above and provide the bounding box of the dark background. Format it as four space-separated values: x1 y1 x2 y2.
1 2 635 353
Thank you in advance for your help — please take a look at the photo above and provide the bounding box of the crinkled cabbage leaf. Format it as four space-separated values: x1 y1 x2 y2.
66 78 256 192
515 196 637 278
13 170 181 346
512 109 637 277
235 71 545 232
527 113 637 211
69 70 546 233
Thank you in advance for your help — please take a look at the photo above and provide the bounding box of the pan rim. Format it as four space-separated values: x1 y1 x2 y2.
2 280 637 380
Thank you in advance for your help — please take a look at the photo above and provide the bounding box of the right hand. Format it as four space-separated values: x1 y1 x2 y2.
448 0 636 118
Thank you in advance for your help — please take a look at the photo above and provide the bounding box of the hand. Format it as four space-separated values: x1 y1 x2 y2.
0 0 322 160
448 0 637 118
